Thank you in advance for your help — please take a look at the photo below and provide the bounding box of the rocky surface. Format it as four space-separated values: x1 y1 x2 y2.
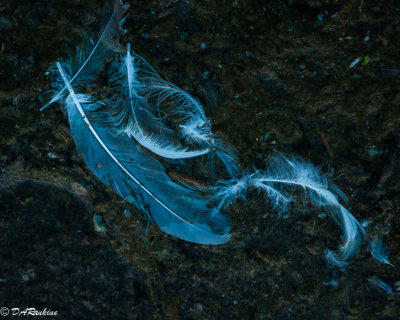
0 180 149 319
1 0 400 319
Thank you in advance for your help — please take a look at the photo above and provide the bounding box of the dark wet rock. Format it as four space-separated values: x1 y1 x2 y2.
0 179 149 320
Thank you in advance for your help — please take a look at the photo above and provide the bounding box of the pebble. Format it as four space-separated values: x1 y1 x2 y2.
194 303 203 312
21 274 29 281
93 214 107 233
47 152 56 159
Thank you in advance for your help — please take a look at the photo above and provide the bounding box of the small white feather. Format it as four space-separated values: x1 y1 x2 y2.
371 238 393 266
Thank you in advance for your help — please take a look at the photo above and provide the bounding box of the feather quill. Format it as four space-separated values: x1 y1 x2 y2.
55 62 230 245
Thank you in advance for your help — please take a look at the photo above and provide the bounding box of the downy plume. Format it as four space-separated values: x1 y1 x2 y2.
179 116 239 177
41 0 130 111
370 238 393 266
211 156 365 265
116 47 240 176
107 44 210 159
55 62 231 245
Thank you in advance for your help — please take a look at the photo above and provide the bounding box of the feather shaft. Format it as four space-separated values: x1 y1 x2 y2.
56 62 198 226
125 43 143 134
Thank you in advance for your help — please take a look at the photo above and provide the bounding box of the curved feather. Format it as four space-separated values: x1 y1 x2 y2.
56 62 230 245
370 238 393 266
211 156 365 265
107 44 210 159
121 125 210 159
120 49 240 176
256 156 365 264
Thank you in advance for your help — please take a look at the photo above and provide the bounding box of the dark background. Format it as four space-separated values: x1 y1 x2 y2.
1 0 399 319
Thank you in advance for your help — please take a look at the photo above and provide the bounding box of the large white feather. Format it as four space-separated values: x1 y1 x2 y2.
56 62 231 245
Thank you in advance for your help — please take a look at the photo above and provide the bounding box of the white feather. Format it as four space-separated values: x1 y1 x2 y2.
118 49 240 176
211 155 365 265
55 62 231 245
371 238 393 266
107 44 210 159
